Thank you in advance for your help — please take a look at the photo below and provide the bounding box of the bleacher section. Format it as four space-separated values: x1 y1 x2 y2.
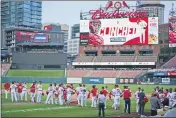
67 70 144 78
137 55 158 62
1 64 11 76
75 56 95 62
94 56 135 62
161 56 176 69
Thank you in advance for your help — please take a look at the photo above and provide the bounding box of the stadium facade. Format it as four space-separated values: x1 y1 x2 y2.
3 26 64 55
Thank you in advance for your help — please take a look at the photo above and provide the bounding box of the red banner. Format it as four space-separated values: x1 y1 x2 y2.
168 72 176 76
15 31 35 41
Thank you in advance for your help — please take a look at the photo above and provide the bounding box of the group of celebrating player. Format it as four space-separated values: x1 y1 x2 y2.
3 81 127 109
3 81 176 113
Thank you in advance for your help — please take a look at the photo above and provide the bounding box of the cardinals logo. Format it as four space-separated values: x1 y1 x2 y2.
105 1 130 11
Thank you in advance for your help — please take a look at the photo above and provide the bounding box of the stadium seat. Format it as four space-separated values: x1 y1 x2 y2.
1 64 11 76
137 55 158 62
67 70 144 78
161 56 176 69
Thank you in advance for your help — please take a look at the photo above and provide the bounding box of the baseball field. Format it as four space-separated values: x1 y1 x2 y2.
1 84 176 117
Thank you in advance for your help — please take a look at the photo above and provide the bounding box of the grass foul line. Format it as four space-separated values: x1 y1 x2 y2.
2 106 74 114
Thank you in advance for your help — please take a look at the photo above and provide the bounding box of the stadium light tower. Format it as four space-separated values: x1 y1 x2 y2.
169 3 176 16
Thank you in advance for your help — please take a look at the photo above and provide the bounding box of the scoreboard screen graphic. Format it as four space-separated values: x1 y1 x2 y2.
80 17 158 46
31 33 49 43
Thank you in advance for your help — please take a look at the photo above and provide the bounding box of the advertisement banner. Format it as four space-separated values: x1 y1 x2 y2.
104 78 116 84
153 72 168 77
16 31 35 41
80 17 158 46
72 62 155 66
116 78 120 84
148 17 159 44
162 78 170 84
120 79 124 83
129 79 134 84
67 78 82 84
169 16 176 47
82 77 104 84
168 72 176 76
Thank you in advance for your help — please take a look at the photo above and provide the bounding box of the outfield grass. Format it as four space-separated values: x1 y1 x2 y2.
1 84 176 117
6 70 65 77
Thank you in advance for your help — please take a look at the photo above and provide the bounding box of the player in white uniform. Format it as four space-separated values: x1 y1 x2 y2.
36 81 43 103
22 82 27 102
58 84 64 105
45 84 54 104
135 87 141 113
167 88 173 108
171 88 176 108
76 84 82 106
81 84 87 107
66 85 73 105
10 81 18 102
112 85 122 110
54 83 59 104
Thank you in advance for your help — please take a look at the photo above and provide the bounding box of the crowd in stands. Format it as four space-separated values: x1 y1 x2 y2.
1 64 11 76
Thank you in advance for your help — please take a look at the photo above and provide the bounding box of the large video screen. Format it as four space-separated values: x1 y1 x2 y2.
169 16 176 47
31 33 49 43
80 17 158 46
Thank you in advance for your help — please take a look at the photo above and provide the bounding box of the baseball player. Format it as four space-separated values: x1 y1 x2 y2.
58 84 64 105
76 84 82 106
4 82 10 100
17 82 23 101
22 82 27 102
112 84 122 110
101 86 108 109
30 82 36 102
81 84 87 107
66 85 73 105
167 88 173 108
135 87 141 112
171 88 176 107
45 84 54 104
91 85 98 108
36 81 43 103
54 83 59 104
10 81 18 102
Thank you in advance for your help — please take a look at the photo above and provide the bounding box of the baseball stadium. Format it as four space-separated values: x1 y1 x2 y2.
1 1 176 117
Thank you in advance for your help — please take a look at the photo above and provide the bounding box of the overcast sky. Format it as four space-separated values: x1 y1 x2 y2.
42 1 174 36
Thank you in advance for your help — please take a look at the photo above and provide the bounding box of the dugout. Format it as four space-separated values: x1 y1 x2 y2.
139 49 153 55
101 50 116 56
120 49 135 55
84 50 98 56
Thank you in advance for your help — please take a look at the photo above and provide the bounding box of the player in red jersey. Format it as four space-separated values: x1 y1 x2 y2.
17 83 23 101
91 85 98 108
101 86 108 109
30 82 36 102
4 82 10 100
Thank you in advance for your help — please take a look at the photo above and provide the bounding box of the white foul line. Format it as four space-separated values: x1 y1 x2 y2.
2 106 74 114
